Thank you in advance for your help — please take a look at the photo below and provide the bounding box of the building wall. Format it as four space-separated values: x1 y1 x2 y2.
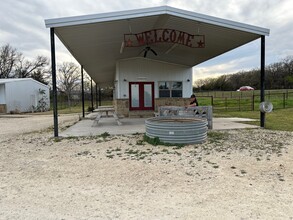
114 97 191 117
116 57 193 99
0 104 6 113
0 84 6 113
114 64 120 100
113 57 193 117
4 79 50 113
0 84 5 104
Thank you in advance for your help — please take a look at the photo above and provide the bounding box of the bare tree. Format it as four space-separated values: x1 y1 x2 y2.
0 44 21 78
57 62 80 107
283 56 293 75
266 62 283 89
30 68 51 85
193 79 206 90
14 55 49 79
282 56 293 88
83 72 94 92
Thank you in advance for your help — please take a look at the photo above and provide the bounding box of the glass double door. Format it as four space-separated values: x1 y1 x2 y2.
129 82 154 110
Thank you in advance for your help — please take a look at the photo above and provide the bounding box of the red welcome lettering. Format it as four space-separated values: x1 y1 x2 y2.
170 30 177 42
185 34 194 47
177 32 185 45
144 31 153 44
125 29 205 48
135 33 145 45
162 29 169 42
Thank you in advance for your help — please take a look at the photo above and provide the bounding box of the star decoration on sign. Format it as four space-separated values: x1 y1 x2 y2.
197 40 205 48
126 38 133 47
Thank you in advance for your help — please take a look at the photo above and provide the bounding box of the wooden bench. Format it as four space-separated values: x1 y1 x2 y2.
156 106 213 129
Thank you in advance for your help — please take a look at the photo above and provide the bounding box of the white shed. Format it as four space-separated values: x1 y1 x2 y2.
0 78 50 113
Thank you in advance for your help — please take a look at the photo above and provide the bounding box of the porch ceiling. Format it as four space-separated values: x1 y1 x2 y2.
45 6 269 85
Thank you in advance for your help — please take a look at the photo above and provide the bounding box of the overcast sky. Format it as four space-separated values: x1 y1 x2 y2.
1 0 293 80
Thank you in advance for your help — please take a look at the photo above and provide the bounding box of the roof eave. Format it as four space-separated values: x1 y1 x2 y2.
44 6 269 36
44 6 169 28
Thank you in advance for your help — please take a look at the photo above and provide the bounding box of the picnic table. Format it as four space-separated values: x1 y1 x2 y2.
92 106 122 126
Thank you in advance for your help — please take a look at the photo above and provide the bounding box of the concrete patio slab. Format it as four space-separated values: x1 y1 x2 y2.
212 118 258 130
60 114 259 137
60 118 146 137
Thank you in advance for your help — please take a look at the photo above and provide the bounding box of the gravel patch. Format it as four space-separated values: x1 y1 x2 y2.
1 123 293 219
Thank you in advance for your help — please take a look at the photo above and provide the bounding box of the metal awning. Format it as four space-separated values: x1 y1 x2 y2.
45 6 269 85
45 6 270 137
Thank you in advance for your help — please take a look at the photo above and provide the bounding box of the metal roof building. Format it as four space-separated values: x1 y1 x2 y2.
45 6 269 136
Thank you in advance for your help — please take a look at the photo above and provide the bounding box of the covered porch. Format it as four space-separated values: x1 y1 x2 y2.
45 6 269 137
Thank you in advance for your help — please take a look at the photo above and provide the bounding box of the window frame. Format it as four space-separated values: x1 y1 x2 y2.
158 81 183 98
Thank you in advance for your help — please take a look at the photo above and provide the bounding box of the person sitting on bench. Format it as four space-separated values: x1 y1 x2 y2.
187 94 199 107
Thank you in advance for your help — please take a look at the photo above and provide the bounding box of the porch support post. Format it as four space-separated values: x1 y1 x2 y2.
90 78 94 111
99 86 102 106
260 35 265 128
81 65 85 118
95 84 98 108
50 28 58 137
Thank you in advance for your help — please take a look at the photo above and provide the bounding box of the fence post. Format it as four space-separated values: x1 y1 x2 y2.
225 97 227 111
283 93 286 109
238 96 241 111
211 96 214 106
252 95 255 111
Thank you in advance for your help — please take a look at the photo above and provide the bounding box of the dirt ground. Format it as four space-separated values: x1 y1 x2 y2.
0 114 293 219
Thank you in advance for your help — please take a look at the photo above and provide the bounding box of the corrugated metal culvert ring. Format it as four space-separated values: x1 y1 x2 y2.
145 117 208 144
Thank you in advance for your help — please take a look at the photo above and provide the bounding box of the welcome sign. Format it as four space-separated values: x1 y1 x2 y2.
124 29 205 48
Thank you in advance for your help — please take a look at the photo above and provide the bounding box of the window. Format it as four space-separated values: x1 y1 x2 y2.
159 81 182 98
